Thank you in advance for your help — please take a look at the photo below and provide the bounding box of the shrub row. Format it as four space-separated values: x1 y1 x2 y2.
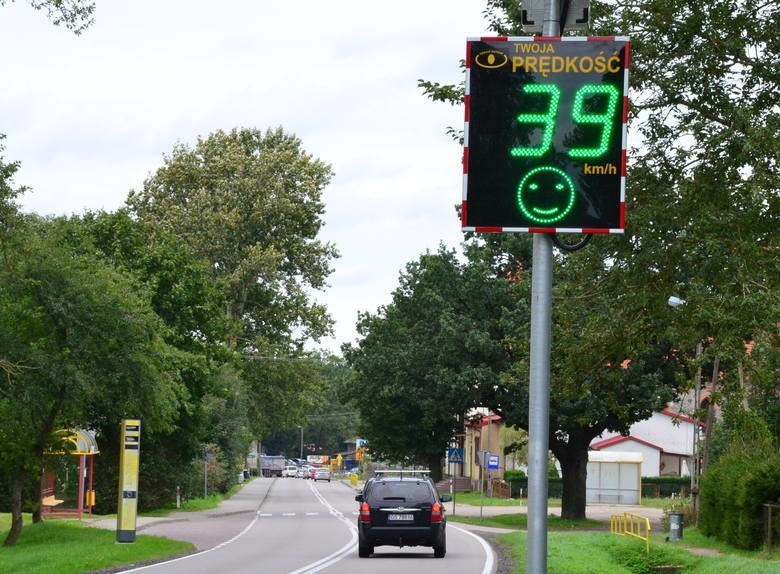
699 442 780 549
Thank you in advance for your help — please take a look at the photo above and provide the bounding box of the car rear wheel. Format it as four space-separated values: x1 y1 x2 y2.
433 532 446 558
358 543 373 558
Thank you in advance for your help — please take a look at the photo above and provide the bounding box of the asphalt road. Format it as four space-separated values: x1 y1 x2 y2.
90 477 496 574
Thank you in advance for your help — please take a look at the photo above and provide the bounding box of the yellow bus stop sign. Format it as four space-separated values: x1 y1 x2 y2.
117 419 140 543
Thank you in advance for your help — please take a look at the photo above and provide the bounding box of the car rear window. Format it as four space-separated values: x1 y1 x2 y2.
366 481 434 504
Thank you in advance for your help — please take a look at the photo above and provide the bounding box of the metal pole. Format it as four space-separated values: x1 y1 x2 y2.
299 426 304 461
527 7 560 571
528 233 553 574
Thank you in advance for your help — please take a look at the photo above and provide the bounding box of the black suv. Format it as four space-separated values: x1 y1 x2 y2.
355 470 452 558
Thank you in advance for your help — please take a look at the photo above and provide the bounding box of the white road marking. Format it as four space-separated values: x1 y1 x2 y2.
287 481 358 574
450 525 495 574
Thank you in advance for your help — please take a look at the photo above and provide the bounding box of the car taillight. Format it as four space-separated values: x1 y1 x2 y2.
359 502 371 522
431 502 443 523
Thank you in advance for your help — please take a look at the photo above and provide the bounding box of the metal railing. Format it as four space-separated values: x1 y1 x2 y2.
611 512 652 553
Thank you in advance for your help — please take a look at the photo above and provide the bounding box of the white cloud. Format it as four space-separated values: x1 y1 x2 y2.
0 0 490 353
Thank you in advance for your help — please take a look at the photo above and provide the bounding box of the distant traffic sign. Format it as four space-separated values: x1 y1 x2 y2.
447 448 464 463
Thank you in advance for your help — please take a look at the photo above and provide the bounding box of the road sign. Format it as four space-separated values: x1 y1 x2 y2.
447 447 463 463
488 454 500 470
117 419 141 543
463 36 630 234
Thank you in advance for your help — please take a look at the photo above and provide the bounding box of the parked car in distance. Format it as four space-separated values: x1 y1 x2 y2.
282 465 298 478
355 470 451 558
313 468 331 482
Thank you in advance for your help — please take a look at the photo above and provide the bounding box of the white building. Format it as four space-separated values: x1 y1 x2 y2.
590 409 700 478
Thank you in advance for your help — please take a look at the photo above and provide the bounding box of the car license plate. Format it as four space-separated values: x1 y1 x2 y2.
387 514 414 521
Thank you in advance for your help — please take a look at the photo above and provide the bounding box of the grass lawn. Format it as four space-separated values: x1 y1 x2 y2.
0 482 244 573
449 490 557 506
498 530 780 573
0 514 194 574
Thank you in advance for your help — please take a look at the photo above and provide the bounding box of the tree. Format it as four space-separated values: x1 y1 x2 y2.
595 0 779 377
127 127 339 455
63 210 245 507
0 0 95 34
342 246 513 482
0 219 186 545
127 127 338 352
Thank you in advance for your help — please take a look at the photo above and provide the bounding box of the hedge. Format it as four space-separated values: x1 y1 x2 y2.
699 443 780 549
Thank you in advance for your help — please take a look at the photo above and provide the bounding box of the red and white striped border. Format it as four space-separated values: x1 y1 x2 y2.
462 36 631 234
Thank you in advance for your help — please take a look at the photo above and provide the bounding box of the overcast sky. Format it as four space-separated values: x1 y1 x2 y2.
0 1 492 353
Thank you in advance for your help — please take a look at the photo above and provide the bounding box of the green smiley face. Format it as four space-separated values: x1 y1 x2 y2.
517 166 576 224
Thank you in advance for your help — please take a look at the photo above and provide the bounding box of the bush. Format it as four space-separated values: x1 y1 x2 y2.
699 436 780 549
504 469 526 482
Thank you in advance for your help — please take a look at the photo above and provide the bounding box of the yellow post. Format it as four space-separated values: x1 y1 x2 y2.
116 419 141 543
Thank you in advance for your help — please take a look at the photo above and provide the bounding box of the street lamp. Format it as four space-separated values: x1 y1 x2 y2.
667 295 686 308
297 425 303 461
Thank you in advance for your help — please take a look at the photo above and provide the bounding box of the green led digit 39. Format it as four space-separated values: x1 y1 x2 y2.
511 83 620 160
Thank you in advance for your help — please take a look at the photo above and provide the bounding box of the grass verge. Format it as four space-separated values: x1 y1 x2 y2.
0 516 193 574
141 485 240 517
497 529 779 573
449 512 604 531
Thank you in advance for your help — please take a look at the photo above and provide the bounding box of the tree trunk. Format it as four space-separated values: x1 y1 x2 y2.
426 455 443 483
552 434 591 520
3 472 27 547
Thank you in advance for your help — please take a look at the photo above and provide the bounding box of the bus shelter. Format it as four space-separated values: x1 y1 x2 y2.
41 429 99 518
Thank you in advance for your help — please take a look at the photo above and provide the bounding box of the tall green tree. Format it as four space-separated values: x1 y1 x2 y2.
0 219 186 546
62 210 244 507
127 127 338 352
343 246 514 482
596 0 779 376
127 127 339 445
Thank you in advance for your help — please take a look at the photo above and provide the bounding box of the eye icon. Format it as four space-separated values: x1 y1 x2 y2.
474 50 508 69
517 166 576 224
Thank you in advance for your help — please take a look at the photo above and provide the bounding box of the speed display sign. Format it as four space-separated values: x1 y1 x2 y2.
462 37 630 233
